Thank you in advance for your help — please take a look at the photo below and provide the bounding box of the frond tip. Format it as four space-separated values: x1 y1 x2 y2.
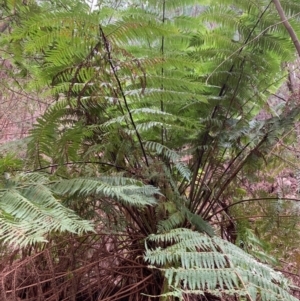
145 228 297 301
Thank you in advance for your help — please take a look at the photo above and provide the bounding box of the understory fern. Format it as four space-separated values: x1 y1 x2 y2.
145 228 298 301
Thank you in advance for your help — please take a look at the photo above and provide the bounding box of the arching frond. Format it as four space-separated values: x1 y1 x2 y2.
2 0 300 299
51 177 160 206
0 171 159 247
0 173 94 247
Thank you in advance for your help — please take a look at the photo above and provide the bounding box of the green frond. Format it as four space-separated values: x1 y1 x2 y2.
145 228 298 301
106 14 177 44
2 0 300 300
143 0 212 18
51 177 159 206
100 108 173 129
0 173 94 247
185 210 215 237
199 5 240 29
0 171 161 247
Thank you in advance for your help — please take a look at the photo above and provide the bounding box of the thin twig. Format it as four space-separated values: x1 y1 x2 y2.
208 197 300 220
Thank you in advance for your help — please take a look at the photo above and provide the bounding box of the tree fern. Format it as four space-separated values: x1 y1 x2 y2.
2 0 300 299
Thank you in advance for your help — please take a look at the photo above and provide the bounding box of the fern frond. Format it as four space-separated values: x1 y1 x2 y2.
0 171 160 247
0 173 94 247
145 228 298 301
51 177 159 206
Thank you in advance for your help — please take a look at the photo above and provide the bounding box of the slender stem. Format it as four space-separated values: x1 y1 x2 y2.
160 0 166 145
25 161 133 174
211 214 300 225
211 142 251 196
194 148 227 215
202 135 267 220
273 0 300 56
99 26 149 167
